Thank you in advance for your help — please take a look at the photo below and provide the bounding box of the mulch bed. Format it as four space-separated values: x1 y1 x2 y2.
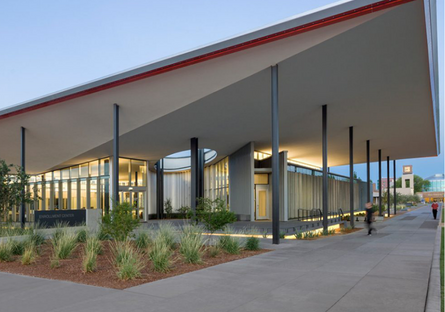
0 241 269 289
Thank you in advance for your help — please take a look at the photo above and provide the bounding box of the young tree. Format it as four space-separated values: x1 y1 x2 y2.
0 160 33 222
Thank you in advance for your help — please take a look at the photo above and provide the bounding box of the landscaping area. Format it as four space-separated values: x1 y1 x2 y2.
0 200 269 289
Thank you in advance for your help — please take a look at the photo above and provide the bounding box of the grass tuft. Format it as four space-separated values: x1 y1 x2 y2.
21 245 37 265
157 223 177 250
135 231 152 250
149 238 172 272
52 232 78 260
179 225 204 264
0 240 14 262
82 250 97 273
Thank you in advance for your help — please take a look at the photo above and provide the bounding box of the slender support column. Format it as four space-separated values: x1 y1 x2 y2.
387 156 390 217
112 104 119 209
366 140 370 204
393 160 397 215
271 65 280 244
198 149 204 198
21 127 26 229
190 138 198 214
322 105 328 230
378 149 382 216
349 126 354 228
156 160 164 219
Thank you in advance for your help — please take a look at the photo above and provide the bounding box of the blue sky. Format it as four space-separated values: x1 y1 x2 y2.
0 0 443 181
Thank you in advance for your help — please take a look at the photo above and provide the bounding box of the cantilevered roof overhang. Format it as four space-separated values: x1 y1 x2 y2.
0 0 439 174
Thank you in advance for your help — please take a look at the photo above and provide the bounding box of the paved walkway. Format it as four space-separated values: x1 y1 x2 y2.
0 205 440 312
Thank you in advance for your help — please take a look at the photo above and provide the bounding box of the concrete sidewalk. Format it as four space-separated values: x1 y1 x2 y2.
0 205 440 312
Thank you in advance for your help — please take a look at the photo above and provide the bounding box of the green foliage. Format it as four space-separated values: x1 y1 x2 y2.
101 202 140 241
303 231 319 239
82 250 97 273
30 232 45 246
207 245 220 257
218 235 240 254
76 229 88 243
193 198 237 234
86 235 103 255
178 206 191 217
111 239 144 280
96 227 111 241
21 245 37 265
0 224 33 238
149 238 172 272
179 225 204 264
279 231 286 239
294 232 303 239
164 198 173 219
52 232 78 260
135 231 152 250
11 240 26 255
0 159 34 221
395 175 431 193
157 222 177 250
245 236 260 251
0 240 14 262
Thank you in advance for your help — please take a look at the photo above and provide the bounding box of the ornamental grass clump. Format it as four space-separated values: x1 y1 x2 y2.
82 250 97 273
111 240 144 280
149 238 172 273
0 240 14 262
21 245 37 265
218 228 240 255
52 232 78 260
135 231 152 250
179 225 205 264
243 228 260 251
157 222 177 250
76 229 88 243
86 235 103 255
11 240 26 255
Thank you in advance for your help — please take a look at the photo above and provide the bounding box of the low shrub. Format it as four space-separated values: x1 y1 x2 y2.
101 202 140 241
218 235 240 255
0 240 13 262
111 240 134 267
279 231 286 239
157 222 177 250
245 236 260 251
21 245 37 265
76 229 88 243
52 233 78 260
30 232 45 246
193 198 237 235
82 250 97 273
294 232 303 239
303 231 318 239
149 239 172 272
96 227 111 241
135 231 152 250
179 225 204 264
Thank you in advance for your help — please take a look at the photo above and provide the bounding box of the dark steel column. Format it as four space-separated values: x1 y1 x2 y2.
367 140 370 204
271 65 280 244
349 126 354 227
198 149 204 199
378 149 382 216
387 156 390 217
112 104 119 209
393 160 396 215
322 105 328 230
21 127 26 229
190 138 198 214
156 160 164 219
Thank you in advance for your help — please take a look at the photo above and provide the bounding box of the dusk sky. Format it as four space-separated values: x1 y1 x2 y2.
0 0 443 181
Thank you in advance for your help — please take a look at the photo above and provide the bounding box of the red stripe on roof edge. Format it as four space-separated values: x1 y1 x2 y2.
0 0 414 121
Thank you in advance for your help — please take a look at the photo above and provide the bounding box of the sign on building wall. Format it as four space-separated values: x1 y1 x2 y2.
35 210 86 227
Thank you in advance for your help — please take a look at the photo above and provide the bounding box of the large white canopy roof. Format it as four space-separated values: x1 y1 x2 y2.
0 0 439 174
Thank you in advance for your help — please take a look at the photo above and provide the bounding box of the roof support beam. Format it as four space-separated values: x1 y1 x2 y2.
112 104 119 210
387 156 390 217
271 65 280 244
367 140 370 203
393 160 397 215
20 126 26 229
378 149 382 216
322 105 328 230
191 138 198 216
349 126 354 228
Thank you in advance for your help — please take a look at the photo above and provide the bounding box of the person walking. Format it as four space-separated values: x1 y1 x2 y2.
431 201 439 220
365 202 376 236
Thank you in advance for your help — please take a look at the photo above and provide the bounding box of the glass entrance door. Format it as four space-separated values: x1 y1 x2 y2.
119 190 145 220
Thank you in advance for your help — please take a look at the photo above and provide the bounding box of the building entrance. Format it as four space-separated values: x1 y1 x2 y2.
119 189 146 220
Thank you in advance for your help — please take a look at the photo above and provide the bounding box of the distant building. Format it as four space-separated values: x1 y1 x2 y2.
418 173 444 202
